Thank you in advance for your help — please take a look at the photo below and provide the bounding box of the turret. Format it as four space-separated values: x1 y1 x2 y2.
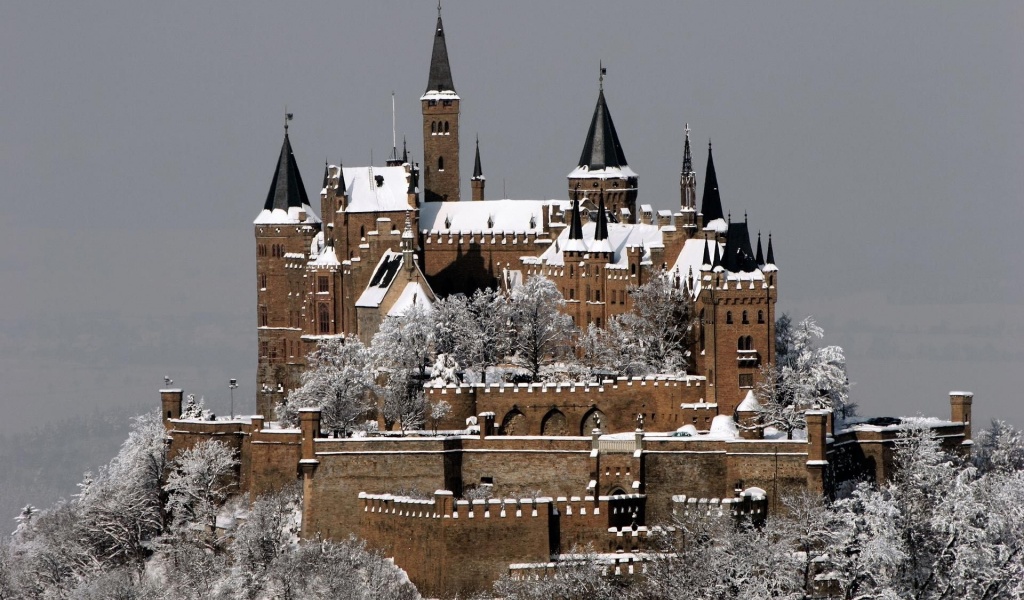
567 65 638 223
700 141 725 231
421 5 461 203
471 135 485 201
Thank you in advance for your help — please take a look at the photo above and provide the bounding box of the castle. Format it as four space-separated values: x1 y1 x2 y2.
253 7 776 422
160 8 975 598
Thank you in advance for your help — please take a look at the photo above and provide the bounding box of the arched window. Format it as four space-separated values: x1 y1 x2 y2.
726 311 733 324
630 264 636 276
431 121 436 133
758 310 765 324
444 121 450 133
359 225 365 239
318 304 330 334
738 337 746 351
259 305 268 327
438 156 444 171
746 335 753 350
742 310 749 324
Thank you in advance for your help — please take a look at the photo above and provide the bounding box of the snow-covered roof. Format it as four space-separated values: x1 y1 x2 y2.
253 204 321 225
704 218 728 234
526 222 663 269
420 199 563 235
737 390 761 412
387 282 434 317
341 166 412 213
420 89 461 101
356 251 404 308
310 245 340 268
567 164 639 180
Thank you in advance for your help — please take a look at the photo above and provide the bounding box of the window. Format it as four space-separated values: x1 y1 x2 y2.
360 225 365 239
742 310 749 324
758 310 765 324
739 374 754 388
596 317 602 328
318 276 329 293
259 273 267 289
260 341 269 358
318 304 330 334
444 121 450 133
259 305 268 327
569 288 575 300
630 264 636 276
431 121 436 133
438 156 444 171
726 311 733 324
595 290 601 302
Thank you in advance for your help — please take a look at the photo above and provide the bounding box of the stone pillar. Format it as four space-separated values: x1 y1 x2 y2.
160 389 183 429
805 410 829 495
950 391 974 441
299 408 321 461
434 489 454 517
478 412 495 439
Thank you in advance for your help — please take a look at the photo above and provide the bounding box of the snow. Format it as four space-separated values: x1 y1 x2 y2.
420 89 461 101
341 165 413 213
736 389 761 412
419 198 559 235
704 217 728 233
355 251 404 308
708 415 739 439
253 204 322 225
387 282 434 317
311 245 340 267
567 164 639 179
527 222 663 268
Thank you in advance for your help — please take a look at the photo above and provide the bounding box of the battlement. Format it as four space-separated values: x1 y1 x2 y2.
671 487 768 521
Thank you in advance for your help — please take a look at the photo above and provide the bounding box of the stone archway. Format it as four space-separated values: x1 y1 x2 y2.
541 408 568 436
501 408 526 435
580 408 606 436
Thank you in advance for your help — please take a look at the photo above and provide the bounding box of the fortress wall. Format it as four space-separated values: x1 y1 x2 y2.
247 420 302 497
165 419 249 492
458 436 592 498
640 438 730 524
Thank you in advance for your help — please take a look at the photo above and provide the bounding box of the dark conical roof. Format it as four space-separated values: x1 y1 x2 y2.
712 241 722 268
425 13 456 93
321 160 329 190
568 197 584 240
263 133 310 212
722 222 758 273
766 233 776 265
472 136 483 178
595 192 609 241
701 142 724 223
577 89 628 170
702 239 712 267
337 161 346 194
682 126 693 175
755 232 764 266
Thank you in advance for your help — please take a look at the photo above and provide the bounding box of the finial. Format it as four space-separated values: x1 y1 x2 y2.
728 211 731 224
744 211 748 222
708 138 712 150
438 0 442 17
685 123 690 139
599 61 606 91
284 107 293 132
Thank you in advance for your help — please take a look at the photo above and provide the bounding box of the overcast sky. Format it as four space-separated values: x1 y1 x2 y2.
1 2 1021 436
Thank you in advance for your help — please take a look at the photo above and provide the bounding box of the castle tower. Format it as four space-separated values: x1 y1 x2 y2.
678 124 697 235
254 123 321 418
568 67 638 223
471 136 485 201
421 6 460 203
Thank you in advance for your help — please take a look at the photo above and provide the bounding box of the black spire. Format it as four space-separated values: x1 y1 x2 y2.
755 231 764 266
766 233 776 265
263 132 310 212
712 241 722 268
568 197 584 240
577 80 628 170
595 192 609 241
337 161 346 194
402 136 408 164
701 141 724 223
722 221 758 273
321 159 329 190
425 7 456 93
682 125 693 175
702 239 711 267
472 136 483 178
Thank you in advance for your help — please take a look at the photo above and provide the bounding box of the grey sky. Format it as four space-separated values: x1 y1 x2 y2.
1 2 1021 435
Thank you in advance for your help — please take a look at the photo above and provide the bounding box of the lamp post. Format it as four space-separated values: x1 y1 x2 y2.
229 378 238 419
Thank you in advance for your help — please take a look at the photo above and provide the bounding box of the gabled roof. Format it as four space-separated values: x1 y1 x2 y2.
576 89 628 172
701 142 725 223
424 13 456 95
356 252 405 308
420 198 559 235
341 166 413 213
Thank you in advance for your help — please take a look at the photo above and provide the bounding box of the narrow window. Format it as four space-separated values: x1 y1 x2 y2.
444 121 450 133
595 290 601 302
318 276 329 293
318 304 330 334
438 156 444 171
742 310 749 324
360 225 365 239
630 264 636 276
758 310 765 324
739 374 754 388
726 311 733 324
431 121 436 133
259 305 268 327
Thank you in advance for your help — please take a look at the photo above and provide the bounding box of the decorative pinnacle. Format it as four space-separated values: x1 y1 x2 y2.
437 0 441 17
599 61 606 91
284 108 293 132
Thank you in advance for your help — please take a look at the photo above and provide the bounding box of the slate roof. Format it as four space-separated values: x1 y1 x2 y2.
577 89 628 171
425 14 456 94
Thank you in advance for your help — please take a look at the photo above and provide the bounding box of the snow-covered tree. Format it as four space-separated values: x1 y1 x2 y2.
277 336 376 434
428 399 452 434
492 547 628 600
756 316 850 438
509 275 577 381
163 439 238 537
433 288 512 382
372 304 435 432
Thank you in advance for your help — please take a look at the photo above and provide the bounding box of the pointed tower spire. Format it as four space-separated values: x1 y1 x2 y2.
755 231 764 266
682 123 693 175
471 135 485 201
712 241 722 269
425 4 456 94
701 140 725 224
595 191 609 241
262 129 310 214
472 135 483 178
702 239 712 269
337 161 346 195
577 75 628 171
766 233 776 265
321 159 329 191
402 136 408 164
568 196 584 241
